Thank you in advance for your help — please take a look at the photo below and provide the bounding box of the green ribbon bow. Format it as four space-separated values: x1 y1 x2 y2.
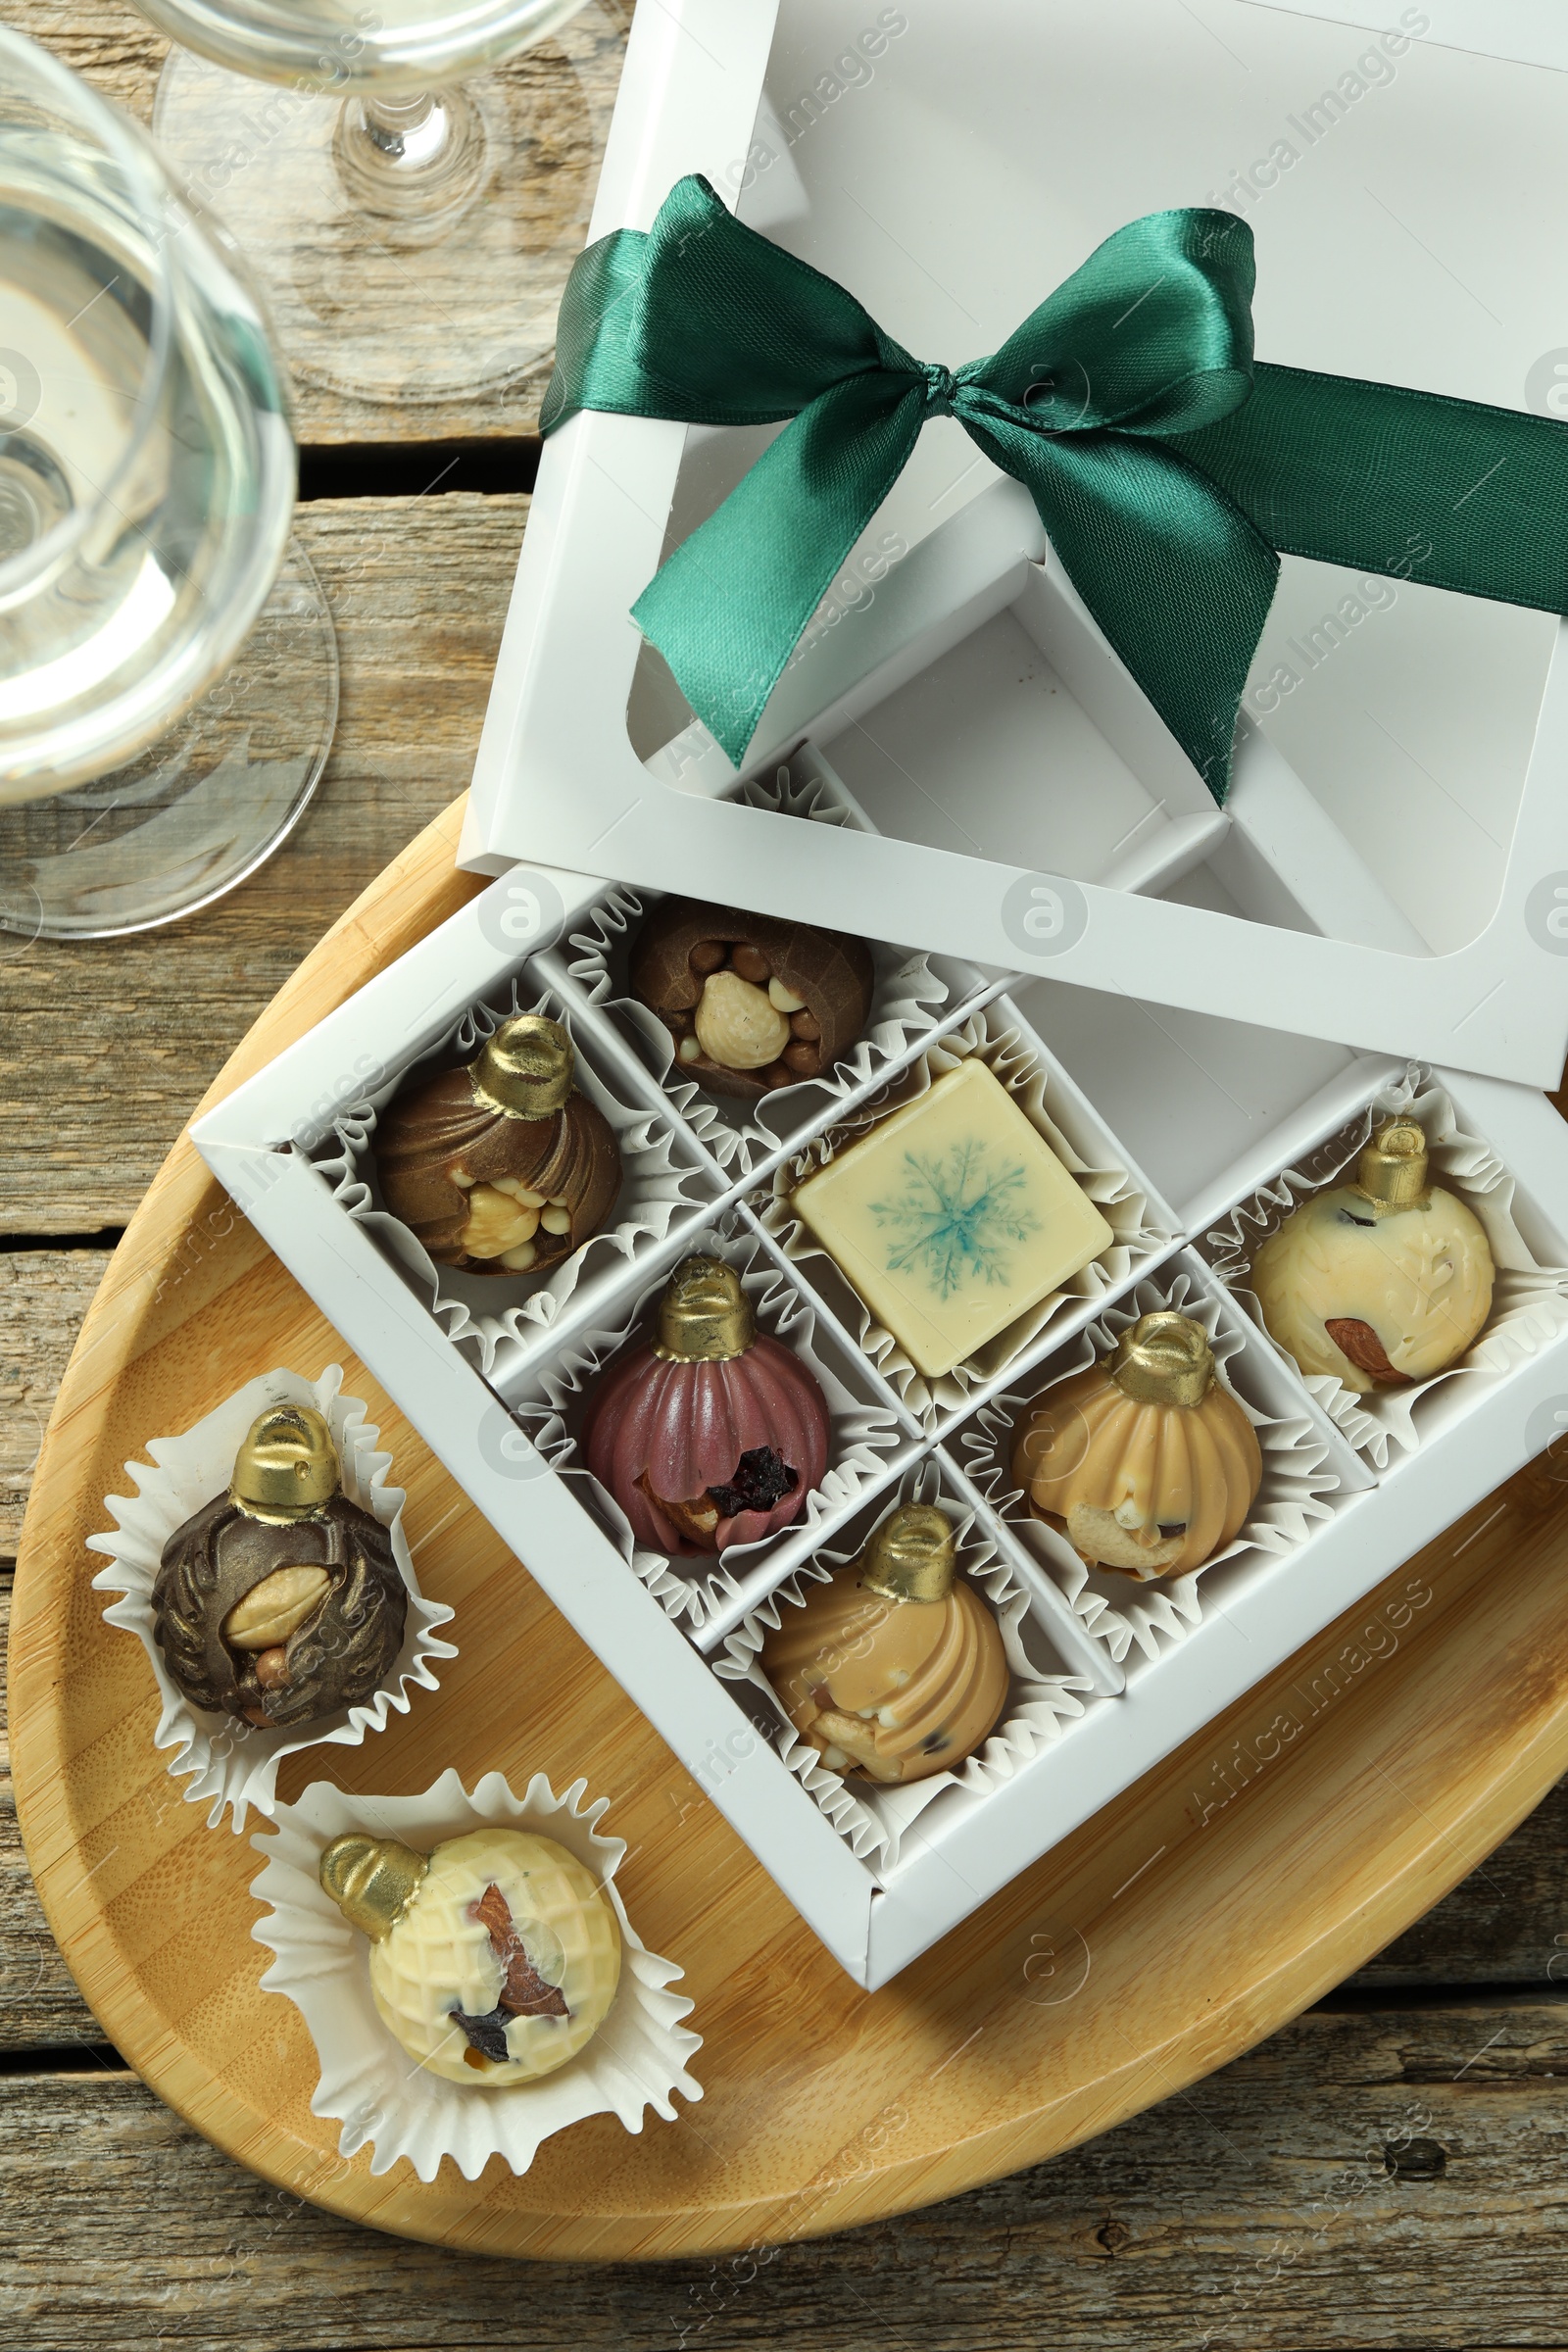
543 174 1568 800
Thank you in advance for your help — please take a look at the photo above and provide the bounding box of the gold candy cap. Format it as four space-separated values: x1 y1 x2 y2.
470 1014 575 1119
654 1255 755 1361
230 1404 340 1522
318 1833 429 1941
1110 1311 1215 1409
1353 1118 1431 1213
858 1502 957 1605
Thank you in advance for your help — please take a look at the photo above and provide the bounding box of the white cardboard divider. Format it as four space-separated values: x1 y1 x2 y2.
193 843 1568 1987
1241 2 1568 73
462 0 1568 1087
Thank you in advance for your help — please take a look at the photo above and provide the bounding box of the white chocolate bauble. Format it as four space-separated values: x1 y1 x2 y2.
1251 1184 1494 1393
368 1828 620 2086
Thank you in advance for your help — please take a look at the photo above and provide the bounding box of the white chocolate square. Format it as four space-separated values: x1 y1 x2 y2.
791 1058 1113 1378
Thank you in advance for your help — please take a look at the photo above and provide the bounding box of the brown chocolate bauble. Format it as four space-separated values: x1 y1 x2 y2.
373 1014 620 1276
760 1504 1009 1785
629 898 875 1101
151 1404 408 1729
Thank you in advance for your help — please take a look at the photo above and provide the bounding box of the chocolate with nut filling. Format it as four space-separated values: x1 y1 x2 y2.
152 1404 407 1730
373 1013 620 1276
629 899 875 1101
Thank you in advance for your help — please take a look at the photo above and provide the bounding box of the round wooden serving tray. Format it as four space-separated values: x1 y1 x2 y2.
14 797 1568 2260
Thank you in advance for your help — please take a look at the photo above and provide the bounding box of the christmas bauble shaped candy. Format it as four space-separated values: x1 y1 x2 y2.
319 1826 620 2085
1011 1311 1262 1579
152 1404 407 1728
581 1256 831 1554
374 1014 620 1276
760 1503 1009 1785
1251 1120 1494 1393
630 898 874 1100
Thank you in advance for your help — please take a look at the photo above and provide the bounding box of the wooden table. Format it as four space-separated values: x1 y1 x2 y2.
5 4 1568 2341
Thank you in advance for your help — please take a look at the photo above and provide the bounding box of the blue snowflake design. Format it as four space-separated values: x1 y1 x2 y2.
870 1140 1041 1299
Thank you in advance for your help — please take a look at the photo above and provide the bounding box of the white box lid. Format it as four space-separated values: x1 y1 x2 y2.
464 0 1568 1087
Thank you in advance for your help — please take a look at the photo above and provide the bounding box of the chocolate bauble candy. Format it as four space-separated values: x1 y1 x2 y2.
760 1504 1009 1784
1251 1120 1494 1393
581 1256 831 1555
319 1826 620 2085
152 1404 407 1728
375 1014 620 1276
630 899 874 1100
1012 1311 1261 1579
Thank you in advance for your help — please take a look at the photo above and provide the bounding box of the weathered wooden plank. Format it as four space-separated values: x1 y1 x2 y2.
0 495 526 1237
0 1582 105 2046
0 1254 111 1550
8 0 629 445
2 2000 1567 2349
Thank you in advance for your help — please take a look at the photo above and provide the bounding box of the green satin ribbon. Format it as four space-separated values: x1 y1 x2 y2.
542 175 1568 800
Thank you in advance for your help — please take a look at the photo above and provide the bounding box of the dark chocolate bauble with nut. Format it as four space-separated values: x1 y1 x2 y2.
151 1404 408 1730
629 899 875 1101
373 1013 621 1276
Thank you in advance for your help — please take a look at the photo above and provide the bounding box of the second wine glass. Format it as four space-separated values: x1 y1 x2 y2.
134 0 622 407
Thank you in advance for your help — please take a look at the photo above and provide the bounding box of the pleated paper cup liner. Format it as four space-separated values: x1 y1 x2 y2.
250 1768 702 2182
713 1454 1094 1875
88 1365 457 1829
760 1002 1166 1426
318 977 710 1377
502 1215 906 1629
1199 1064 1568 1470
561 761 959 1176
959 1266 1341 1668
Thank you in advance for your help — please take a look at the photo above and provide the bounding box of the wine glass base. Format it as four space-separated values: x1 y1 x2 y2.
150 30 616 405
0 541 337 941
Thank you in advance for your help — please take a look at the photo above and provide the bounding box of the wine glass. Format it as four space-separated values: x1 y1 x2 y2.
0 26 336 940
132 0 614 406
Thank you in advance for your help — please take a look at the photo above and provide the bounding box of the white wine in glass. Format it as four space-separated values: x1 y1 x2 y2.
135 0 617 406
0 27 336 939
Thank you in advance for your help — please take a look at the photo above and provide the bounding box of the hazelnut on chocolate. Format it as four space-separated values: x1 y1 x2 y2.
152 1405 407 1730
628 899 875 1101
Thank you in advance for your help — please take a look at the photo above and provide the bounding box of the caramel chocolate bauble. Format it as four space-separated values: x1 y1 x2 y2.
581 1256 831 1556
1011 1311 1262 1579
629 898 875 1100
319 1826 621 2085
151 1404 407 1728
1250 1120 1494 1393
374 1014 620 1276
760 1504 1009 1785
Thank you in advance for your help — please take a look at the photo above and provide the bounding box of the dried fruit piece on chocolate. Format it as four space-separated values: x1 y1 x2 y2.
471 1881 570 2019
629 898 874 1101
709 1446 799 1521
1323 1316 1402 1384
452 2003 513 2063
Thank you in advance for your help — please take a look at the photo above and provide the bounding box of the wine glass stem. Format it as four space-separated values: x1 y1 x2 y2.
334 87 489 221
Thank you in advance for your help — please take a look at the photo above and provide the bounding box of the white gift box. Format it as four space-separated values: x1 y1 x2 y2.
461 0 1568 1086
194 746 1568 1984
